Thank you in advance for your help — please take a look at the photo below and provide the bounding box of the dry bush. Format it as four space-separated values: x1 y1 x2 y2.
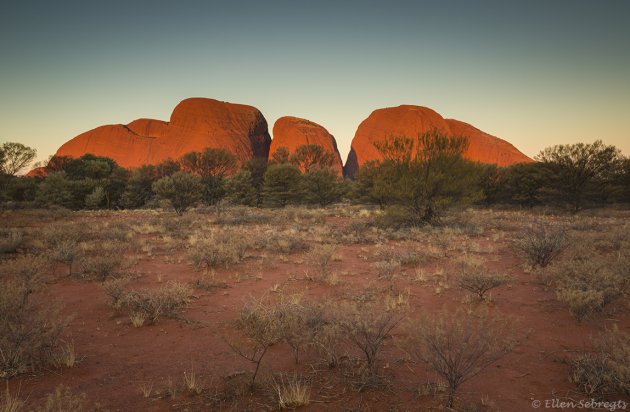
259 232 310 254
547 257 626 321
101 277 133 309
457 271 509 302
0 229 25 254
276 300 325 364
404 309 517 408
227 299 283 389
1 386 23 412
514 224 567 268
339 302 403 375
78 254 122 281
570 327 630 398
312 321 345 369
188 233 248 269
192 271 229 292
112 281 191 325
34 385 108 412
375 246 429 266
305 244 339 284
272 373 311 409
41 224 84 276
0 255 49 299
0 279 68 379
373 260 401 280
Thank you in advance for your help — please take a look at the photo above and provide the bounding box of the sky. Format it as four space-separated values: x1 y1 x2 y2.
1 0 629 165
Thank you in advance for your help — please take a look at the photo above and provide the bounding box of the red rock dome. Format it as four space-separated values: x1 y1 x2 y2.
54 98 271 169
270 116 343 175
344 105 532 176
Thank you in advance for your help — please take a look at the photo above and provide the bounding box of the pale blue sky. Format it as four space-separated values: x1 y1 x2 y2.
1 0 629 164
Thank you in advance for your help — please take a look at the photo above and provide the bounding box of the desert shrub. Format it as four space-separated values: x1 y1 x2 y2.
228 299 284 389
101 277 133 309
115 281 191 325
339 303 403 375
0 279 68 378
457 271 509 301
1 386 23 412
41 224 84 276
0 229 24 254
309 244 336 279
152 172 203 215
272 373 311 409
35 385 108 412
514 224 567 267
78 253 122 281
192 271 229 292
570 327 630 398
261 232 310 254
404 309 516 408
372 260 401 280
0 255 49 299
312 320 344 369
276 301 325 364
547 257 625 321
188 233 248 269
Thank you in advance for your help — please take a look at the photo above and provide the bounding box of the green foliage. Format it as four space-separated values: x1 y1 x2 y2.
290 144 335 172
536 140 623 211
120 165 157 208
200 174 226 205
270 147 290 165
225 169 258 206
180 148 237 176
85 186 106 209
0 142 37 176
349 161 388 208
242 158 268 206
152 172 203 215
373 130 483 225
300 167 344 206
262 163 302 207
35 172 78 209
497 162 551 207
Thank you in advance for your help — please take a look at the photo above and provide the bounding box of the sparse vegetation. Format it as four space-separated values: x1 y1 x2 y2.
0 279 68 378
514 224 567 268
404 309 517 408
457 271 509 301
569 327 630 398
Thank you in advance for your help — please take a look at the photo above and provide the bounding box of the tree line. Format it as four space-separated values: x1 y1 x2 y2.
1 136 629 219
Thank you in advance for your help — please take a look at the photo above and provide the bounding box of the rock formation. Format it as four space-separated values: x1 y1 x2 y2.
54 98 271 169
270 116 343 175
344 105 532 177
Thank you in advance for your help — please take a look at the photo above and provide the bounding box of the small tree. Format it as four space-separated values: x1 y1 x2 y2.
225 169 258 206
0 142 37 176
120 165 158 208
290 144 335 173
340 303 403 375
227 299 283 389
152 172 203 215
179 148 237 176
301 167 344 206
405 309 516 408
262 163 302 207
374 130 483 225
457 271 509 301
270 147 290 165
536 140 623 211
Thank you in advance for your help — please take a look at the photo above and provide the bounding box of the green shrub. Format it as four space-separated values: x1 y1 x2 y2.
514 224 567 268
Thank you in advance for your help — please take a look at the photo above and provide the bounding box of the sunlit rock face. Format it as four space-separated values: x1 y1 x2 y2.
54 98 271 168
344 105 532 177
270 116 343 175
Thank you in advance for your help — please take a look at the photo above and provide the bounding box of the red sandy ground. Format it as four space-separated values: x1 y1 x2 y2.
5 208 630 411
